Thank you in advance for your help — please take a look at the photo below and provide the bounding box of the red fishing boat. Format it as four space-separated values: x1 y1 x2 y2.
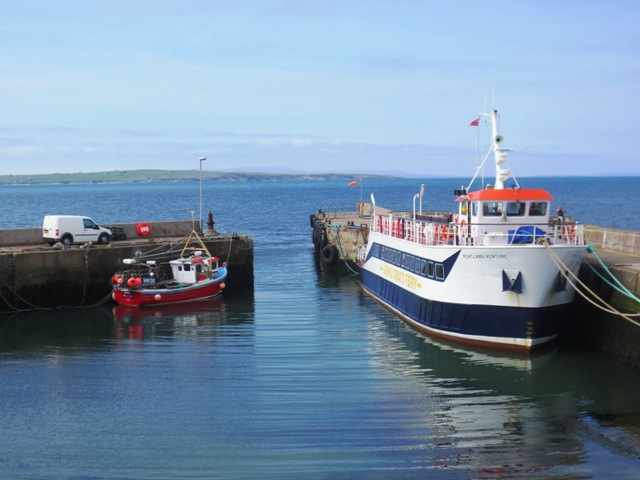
111 230 227 307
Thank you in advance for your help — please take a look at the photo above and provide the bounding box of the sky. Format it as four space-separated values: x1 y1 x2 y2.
1 0 639 177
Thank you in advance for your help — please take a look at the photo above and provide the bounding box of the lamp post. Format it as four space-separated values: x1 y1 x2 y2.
199 156 206 231
413 184 425 221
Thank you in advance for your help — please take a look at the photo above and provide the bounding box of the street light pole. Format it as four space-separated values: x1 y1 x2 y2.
199 156 206 231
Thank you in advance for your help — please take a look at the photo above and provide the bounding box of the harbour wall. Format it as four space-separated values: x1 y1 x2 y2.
0 220 195 247
0 221 253 313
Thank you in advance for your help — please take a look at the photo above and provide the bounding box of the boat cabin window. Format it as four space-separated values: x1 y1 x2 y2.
483 202 503 216
435 264 445 280
420 259 427 276
506 202 525 217
472 202 478 216
427 261 435 278
529 202 548 216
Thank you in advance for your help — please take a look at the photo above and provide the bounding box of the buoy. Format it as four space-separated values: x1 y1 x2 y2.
127 277 137 287
154 294 162 301
135 277 143 286
111 292 116 300
136 222 152 237
117 277 124 285
220 283 226 289
111 275 119 284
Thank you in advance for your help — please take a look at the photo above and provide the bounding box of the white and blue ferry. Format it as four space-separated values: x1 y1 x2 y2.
358 109 587 351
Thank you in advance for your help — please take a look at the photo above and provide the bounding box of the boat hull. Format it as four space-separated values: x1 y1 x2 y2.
359 235 586 351
113 269 227 307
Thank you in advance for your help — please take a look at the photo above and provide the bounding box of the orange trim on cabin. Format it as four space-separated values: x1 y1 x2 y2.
463 188 553 201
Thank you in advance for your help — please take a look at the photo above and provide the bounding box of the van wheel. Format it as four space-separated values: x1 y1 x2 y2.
98 233 110 244
61 234 72 246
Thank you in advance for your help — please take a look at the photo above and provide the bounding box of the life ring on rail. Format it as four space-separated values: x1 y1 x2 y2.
440 225 450 243
136 222 152 237
564 225 577 243
321 245 339 265
397 218 405 239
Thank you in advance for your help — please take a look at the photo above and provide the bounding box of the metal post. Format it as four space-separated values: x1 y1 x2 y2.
199 156 206 231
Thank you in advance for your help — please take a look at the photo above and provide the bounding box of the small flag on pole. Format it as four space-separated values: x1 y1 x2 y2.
469 118 479 126
348 181 358 186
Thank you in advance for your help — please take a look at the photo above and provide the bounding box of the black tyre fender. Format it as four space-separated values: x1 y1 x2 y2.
318 229 328 250
321 245 339 265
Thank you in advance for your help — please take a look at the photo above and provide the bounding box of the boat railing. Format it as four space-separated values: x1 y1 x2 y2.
372 213 585 247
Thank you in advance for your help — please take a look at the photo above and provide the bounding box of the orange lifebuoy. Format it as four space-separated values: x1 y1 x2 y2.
396 218 404 239
127 277 137 287
136 222 152 237
440 225 450 243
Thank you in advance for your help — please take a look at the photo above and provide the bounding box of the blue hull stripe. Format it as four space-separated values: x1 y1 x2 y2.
361 269 569 342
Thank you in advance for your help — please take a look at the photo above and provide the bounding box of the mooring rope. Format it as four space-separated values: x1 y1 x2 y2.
585 245 640 303
329 225 362 278
544 242 640 327
225 235 234 264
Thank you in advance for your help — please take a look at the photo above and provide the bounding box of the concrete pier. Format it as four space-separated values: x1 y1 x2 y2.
0 221 253 313
310 203 386 272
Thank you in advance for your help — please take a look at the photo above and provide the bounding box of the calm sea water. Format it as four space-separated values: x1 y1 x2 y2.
1 177 640 479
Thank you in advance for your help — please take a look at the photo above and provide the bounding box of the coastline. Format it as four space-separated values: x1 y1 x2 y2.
0 169 396 186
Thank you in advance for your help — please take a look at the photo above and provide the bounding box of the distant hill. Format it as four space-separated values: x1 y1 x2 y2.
0 169 396 186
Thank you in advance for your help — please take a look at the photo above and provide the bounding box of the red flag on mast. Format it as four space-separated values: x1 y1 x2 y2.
469 118 479 126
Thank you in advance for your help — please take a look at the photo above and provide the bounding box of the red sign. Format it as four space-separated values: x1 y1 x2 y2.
136 222 152 237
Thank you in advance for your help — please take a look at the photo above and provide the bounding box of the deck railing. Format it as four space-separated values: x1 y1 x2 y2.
371 213 585 247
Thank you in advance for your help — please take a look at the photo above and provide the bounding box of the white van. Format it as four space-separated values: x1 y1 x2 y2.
42 215 112 246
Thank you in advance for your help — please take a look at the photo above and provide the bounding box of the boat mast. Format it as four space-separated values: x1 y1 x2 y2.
490 109 518 190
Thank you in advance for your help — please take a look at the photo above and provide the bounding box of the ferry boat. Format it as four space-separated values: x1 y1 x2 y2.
111 230 227 307
357 109 587 352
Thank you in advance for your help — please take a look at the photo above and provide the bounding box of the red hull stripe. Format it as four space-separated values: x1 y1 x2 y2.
465 188 553 201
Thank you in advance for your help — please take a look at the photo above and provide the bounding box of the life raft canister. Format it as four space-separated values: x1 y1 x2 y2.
136 222 152 237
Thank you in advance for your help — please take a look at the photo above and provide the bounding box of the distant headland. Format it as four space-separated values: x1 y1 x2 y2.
0 169 397 186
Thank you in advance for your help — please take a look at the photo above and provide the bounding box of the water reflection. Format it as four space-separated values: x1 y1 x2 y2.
0 307 114 354
0 291 257 351
113 297 227 341
356 285 640 476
